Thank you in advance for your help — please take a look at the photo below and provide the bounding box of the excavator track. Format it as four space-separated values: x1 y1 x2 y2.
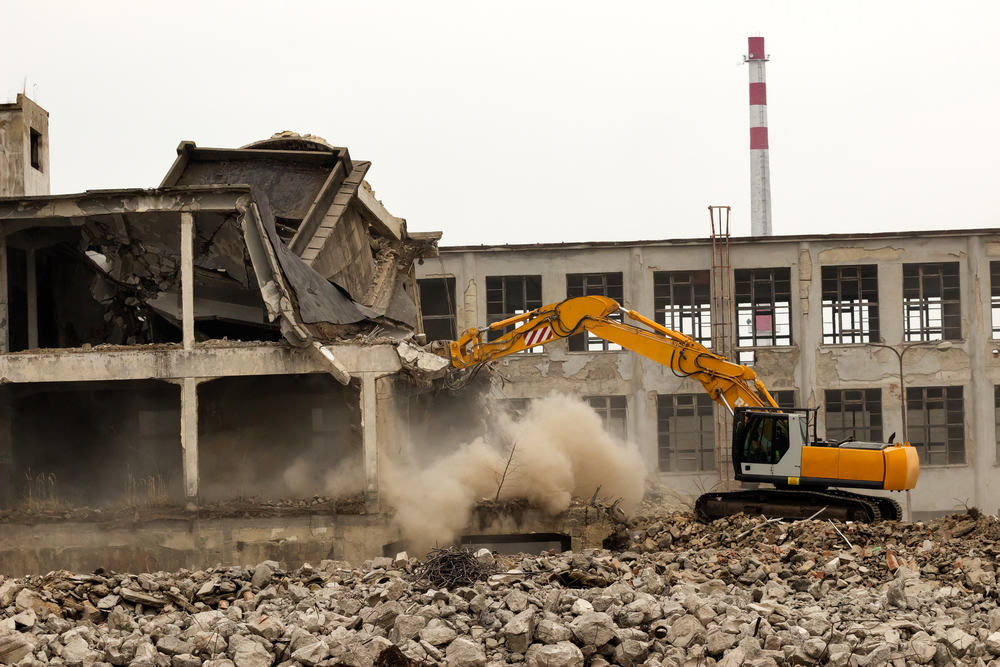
695 487 902 523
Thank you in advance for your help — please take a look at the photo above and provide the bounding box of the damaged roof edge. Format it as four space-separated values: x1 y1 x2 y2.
0 186 257 221
159 141 351 189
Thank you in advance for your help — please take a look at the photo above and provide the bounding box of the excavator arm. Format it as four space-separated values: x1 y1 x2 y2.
439 295 779 414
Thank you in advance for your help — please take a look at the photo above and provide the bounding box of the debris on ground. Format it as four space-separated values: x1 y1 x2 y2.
2 510 1000 666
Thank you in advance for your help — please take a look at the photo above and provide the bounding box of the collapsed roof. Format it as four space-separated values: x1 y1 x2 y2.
0 133 441 358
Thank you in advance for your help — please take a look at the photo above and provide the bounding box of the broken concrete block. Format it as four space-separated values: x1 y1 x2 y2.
526 641 584 667
0 631 33 665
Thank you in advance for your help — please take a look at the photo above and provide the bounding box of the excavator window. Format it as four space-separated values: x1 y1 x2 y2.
739 413 790 465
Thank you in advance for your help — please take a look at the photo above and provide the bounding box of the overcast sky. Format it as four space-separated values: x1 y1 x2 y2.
4 1 998 246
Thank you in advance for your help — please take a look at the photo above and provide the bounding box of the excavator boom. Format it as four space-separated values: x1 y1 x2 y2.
444 295 779 414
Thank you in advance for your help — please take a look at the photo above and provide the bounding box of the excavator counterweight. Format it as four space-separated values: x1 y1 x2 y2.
436 296 918 522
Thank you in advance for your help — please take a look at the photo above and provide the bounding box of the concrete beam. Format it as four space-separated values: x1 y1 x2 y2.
356 181 404 241
0 186 253 221
0 343 402 384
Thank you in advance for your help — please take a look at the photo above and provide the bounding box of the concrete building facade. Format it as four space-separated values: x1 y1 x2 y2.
417 230 1000 519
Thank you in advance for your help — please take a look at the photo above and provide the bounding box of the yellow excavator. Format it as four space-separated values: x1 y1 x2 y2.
435 295 919 522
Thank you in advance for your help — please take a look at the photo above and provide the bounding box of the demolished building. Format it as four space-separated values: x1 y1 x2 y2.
2 95 618 573
0 91 438 508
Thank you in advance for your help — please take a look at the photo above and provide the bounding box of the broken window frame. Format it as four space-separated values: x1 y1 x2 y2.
653 271 712 347
418 277 458 343
903 263 961 342
585 395 627 438
486 275 543 353
821 265 880 344
566 273 624 352
824 388 883 444
906 385 965 466
735 267 792 349
657 393 715 473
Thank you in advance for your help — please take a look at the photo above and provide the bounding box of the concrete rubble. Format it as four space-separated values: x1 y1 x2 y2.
1 507 1000 667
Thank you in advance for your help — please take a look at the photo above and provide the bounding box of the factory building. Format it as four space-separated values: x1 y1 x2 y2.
417 228 1000 520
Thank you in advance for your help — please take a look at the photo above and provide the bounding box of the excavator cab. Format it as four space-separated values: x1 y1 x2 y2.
732 409 809 486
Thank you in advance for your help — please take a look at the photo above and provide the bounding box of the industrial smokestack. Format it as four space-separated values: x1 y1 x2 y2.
745 36 772 236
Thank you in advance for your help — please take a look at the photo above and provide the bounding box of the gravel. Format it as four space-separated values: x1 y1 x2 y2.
1 509 1000 666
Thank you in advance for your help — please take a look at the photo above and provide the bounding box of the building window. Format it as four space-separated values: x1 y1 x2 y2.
566 273 623 352
736 268 792 349
822 265 880 344
418 277 457 342
991 263 1000 339
825 389 883 444
30 128 42 172
772 390 796 410
653 271 712 346
586 396 627 438
906 386 965 466
903 263 961 342
657 393 715 472
486 275 543 352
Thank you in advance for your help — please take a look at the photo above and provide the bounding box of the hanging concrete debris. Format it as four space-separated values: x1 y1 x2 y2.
0 132 439 366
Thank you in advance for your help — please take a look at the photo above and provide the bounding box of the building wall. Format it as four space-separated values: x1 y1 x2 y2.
418 231 1000 518
0 94 49 197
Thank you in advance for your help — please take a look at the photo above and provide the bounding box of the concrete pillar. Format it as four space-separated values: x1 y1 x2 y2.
0 387 12 509
879 261 906 440
461 252 477 331
181 212 195 351
966 236 991 513
360 372 379 513
0 238 8 353
26 249 37 349
794 242 820 410
181 377 199 510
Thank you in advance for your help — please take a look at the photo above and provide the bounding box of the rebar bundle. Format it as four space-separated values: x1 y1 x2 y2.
412 547 498 589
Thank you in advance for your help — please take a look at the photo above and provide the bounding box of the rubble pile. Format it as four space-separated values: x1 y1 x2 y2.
2 511 1000 667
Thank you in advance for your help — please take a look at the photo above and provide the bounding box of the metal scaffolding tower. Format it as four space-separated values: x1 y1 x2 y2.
709 206 737 490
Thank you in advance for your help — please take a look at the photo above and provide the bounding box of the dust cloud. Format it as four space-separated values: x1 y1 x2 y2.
282 449 366 499
383 392 647 555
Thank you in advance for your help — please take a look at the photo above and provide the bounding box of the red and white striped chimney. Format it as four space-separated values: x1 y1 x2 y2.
746 36 772 236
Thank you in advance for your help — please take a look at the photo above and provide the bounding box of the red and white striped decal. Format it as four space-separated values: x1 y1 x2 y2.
747 36 772 236
523 325 554 347
748 37 768 150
